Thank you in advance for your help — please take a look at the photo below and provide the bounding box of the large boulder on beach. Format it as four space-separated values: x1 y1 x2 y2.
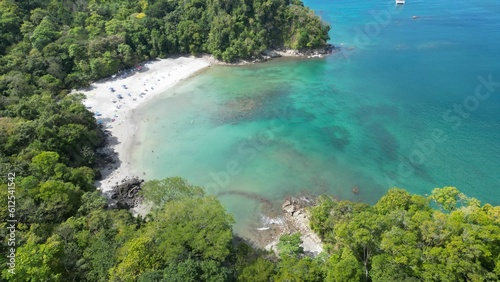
282 200 297 215
107 177 144 209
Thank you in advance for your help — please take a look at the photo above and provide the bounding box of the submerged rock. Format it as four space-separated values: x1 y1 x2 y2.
352 185 359 194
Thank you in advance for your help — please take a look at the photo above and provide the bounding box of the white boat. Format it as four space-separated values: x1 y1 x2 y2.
396 0 405 4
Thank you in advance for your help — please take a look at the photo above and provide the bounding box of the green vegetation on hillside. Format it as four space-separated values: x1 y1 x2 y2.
1 0 330 92
1 0 499 281
2 170 499 281
309 187 500 281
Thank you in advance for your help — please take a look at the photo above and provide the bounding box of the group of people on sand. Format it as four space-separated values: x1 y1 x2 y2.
104 74 169 127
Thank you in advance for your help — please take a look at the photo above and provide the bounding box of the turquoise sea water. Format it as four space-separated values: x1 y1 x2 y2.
133 0 500 234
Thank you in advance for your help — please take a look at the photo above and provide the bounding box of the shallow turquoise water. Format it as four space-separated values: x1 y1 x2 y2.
134 0 500 233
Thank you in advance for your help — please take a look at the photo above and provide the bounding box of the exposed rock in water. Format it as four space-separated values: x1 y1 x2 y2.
106 177 144 210
352 185 359 194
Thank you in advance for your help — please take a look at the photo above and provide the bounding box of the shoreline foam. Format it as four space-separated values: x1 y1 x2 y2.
75 56 211 193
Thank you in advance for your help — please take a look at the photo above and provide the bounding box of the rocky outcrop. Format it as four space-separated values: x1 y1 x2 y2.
262 44 336 60
261 49 282 58
282 199 297 215
202 44 337 65
281 197 323 256
106 177 144 210
258 196 323 256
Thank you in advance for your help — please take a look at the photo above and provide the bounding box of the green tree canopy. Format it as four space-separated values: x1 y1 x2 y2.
310 187 500 281
140 176 205 207
277 233 304 259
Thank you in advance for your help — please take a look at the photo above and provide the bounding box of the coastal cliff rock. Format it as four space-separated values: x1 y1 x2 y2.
263 44 336 59
262 50 281 58
106 177 144 210
202 44 336 65
257 196 323 256
280 197 323 256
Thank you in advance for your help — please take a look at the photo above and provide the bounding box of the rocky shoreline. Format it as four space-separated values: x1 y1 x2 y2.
262 44 337 60
95 132 323 253
249 196 324 256
96 159 324 254
203 44 337 65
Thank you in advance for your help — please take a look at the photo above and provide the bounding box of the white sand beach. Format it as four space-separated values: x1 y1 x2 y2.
75 56 211 193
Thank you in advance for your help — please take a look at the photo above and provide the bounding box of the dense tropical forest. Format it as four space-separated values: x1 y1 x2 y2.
1 0 500 281
309 187 500 281
2 174 499 281
0 0 330 88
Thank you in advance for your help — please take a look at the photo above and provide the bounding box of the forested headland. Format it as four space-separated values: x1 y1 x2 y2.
1 0 330 89
2 173 500 281
1 0 500 281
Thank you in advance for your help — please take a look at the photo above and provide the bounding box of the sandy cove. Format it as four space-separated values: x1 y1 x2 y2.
75 55 324 251
75 56 211 193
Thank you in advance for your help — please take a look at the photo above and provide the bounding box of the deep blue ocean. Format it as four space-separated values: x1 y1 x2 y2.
134 0 500 233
